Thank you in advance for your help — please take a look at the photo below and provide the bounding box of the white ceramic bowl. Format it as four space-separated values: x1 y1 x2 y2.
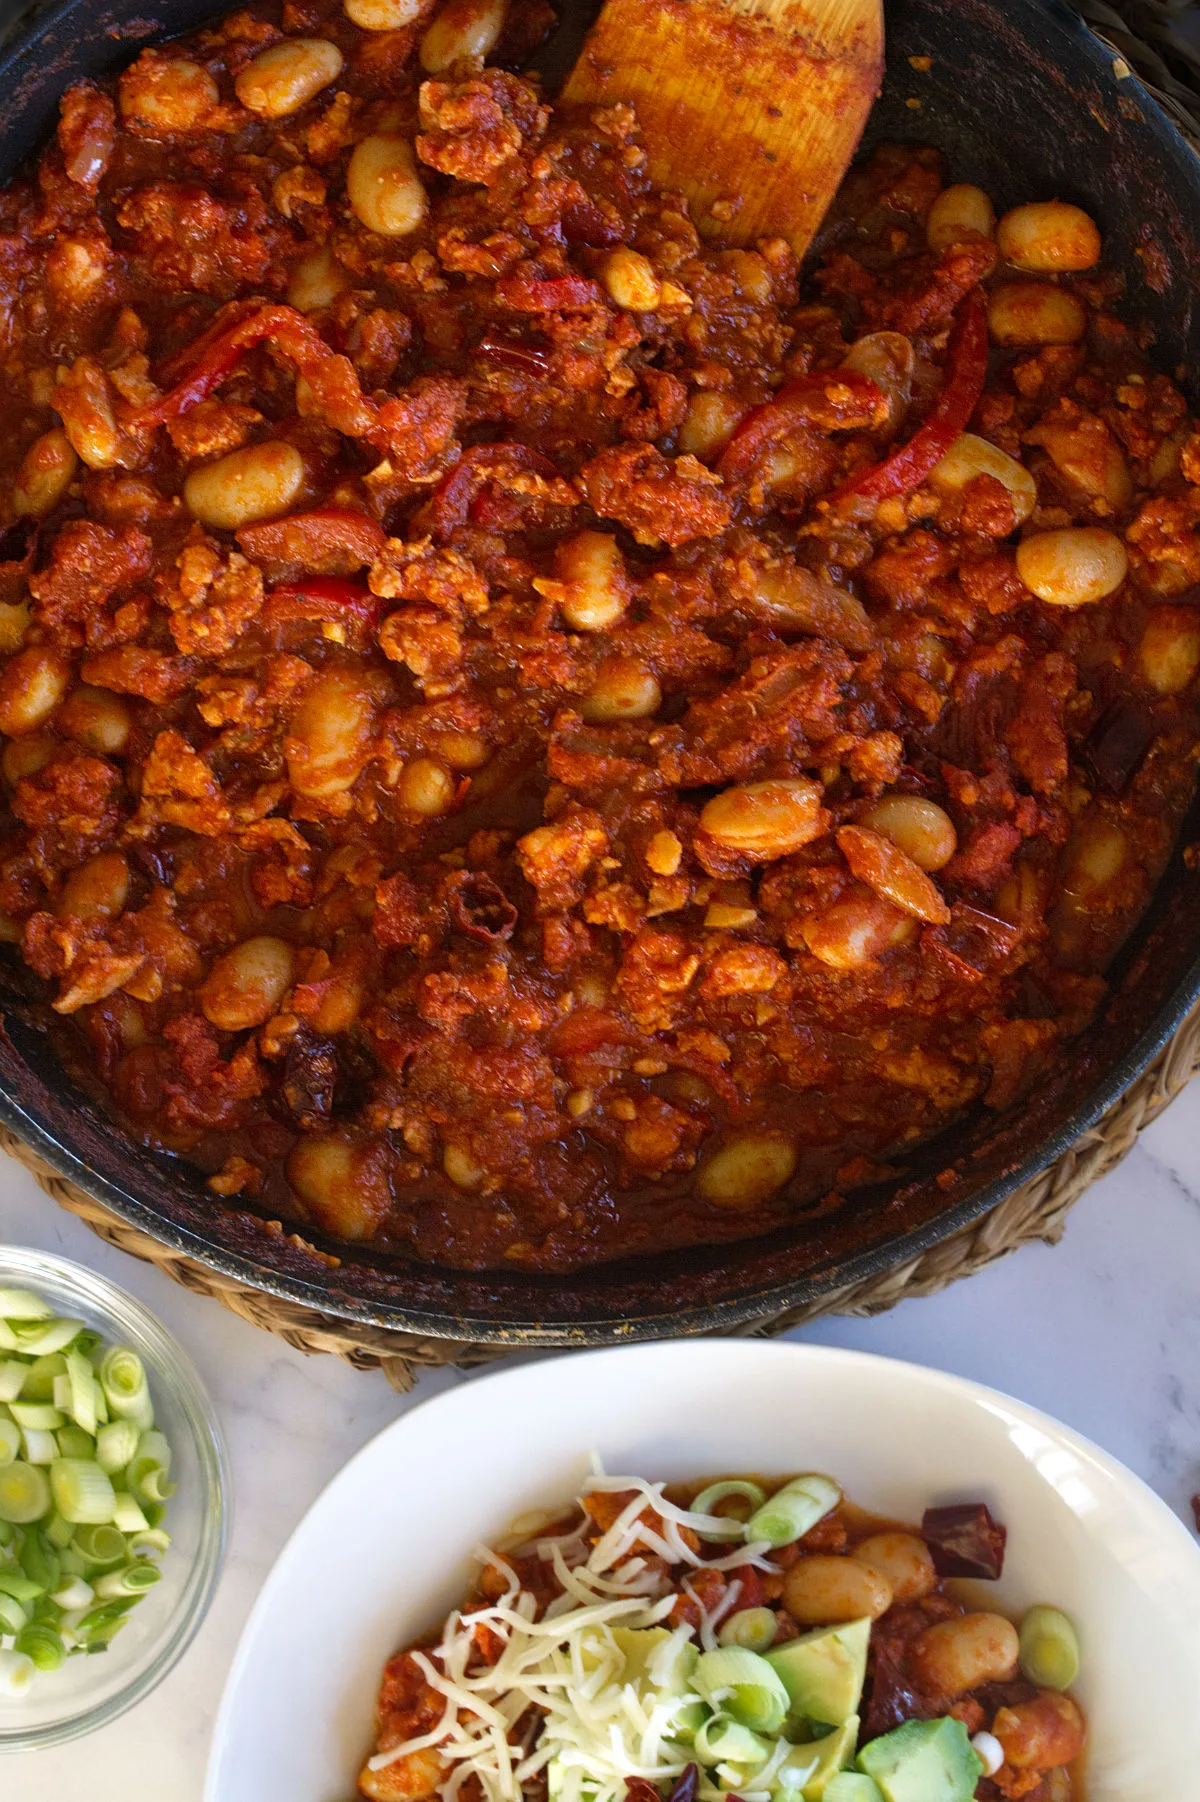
205 1341 1200 1802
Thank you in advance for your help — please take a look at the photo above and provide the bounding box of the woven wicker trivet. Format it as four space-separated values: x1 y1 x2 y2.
5 0 1200 1391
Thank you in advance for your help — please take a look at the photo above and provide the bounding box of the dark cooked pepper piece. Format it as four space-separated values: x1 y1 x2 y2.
426 442 563 537
828 287 989 506
132 303 376 440
716 368 889 486
265 578 386 636
1082 698 1156 795
474 332 553 377
921 1500 1007 1578
667 1765 699 1802
447 870 518 943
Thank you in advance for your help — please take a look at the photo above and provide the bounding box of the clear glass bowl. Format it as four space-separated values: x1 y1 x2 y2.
0 1244 228 1750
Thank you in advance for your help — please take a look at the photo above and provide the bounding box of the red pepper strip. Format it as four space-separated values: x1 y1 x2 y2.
474 333 553 377
494 272 606 313
265 577 385 634
155 299 262 386
426 442 563 538
716 369 889 487
827 287 989 507
237 507 387 572
132 304 375 438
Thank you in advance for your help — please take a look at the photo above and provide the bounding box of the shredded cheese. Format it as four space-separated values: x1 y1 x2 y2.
369 1470 781 1802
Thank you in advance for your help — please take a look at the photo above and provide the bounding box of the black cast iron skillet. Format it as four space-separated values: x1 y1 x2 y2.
0 0 1196 1343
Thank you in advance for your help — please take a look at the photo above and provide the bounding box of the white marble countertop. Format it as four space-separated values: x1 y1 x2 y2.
3 1086 1200 1801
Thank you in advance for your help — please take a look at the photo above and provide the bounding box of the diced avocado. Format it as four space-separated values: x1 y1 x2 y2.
611 1625 698 1699
856 1717 985 1802
801 1719 859 1799
768 1718 858 1801
822 1777 884 1802
766 1620 871 1728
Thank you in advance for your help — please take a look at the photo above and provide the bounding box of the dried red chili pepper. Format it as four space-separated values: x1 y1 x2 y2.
828 287 989 507
921 1501 1007 1579
1192 1493 1200 1535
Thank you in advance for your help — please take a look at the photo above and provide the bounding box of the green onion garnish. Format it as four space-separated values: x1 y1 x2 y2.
15 1623 65 1672
689 1479 766 1543
0 1290 174 1689
0 1291 52 1322
0 1462 51 1524
718 1605 779 1653
693 1646 792 1734
745 1474 842 1549
98 1349 150 1427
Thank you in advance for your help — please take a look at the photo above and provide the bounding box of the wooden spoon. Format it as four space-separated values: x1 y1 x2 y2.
561 0 884 260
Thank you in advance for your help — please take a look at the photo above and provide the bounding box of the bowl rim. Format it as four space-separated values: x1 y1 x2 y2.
203 1336 1200 1801
0 0 1198 1343
0 1244 229 1752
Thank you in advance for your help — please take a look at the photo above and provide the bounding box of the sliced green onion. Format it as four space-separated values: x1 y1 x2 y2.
56 1424 94 1460
98 1348 151 1427
21 1353 66 1403
9 1402 64 1432
142 1501 166 1529
690 1480 766 1543
746 1475 842 1549
719 1606 779 1653
0 1418 21 1467
112 1493 148 1535
43 1511 74 1550
0 1593 28 1634
0 1568 44 1603
71 1523 125 1568
694 1713 772 1766
64 1349 98 1436
19 1529 59 1593
0 1462 50 1524
94 1559 161 1600
136 1429 171 1472
0 1649 36 1695
0 1290 53 1322
694 1646 791 1734
72 1597 135 1649
0 1362 26 1405
1019 1605 1080 1690
11 1317 84 1357
127 1456 174 1505
50 1575 94 1611
0 1520 13 1549
95 1420 139 1475
127 1528 171 1559
15 1624 65 1672
21 1427 58 1466
50 1458 116 1526
52 1375 72 1413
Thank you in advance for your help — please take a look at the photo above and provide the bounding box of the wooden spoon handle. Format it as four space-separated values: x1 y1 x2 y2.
563 0 884 258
